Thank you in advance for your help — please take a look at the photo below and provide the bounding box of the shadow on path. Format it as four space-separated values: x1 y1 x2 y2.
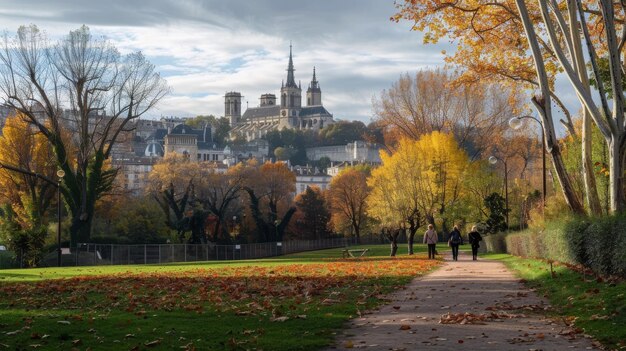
324 251 597 350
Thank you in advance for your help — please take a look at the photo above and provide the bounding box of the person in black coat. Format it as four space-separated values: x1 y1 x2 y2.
448 225 463 261
467 226 483 261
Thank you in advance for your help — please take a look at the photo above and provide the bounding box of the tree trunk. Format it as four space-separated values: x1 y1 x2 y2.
407 230 415 255
582 110 602 216
608 136 626 213
549 143 586 214
515 0 586 215
567 0 603 216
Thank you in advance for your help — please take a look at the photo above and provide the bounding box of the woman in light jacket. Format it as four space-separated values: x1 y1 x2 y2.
423 224 438 259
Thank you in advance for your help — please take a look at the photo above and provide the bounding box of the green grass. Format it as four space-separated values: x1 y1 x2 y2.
0 244 440 350
485 253 626 350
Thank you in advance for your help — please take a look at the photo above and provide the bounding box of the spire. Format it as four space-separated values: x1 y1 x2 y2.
309 66 319 90
285 43 297 88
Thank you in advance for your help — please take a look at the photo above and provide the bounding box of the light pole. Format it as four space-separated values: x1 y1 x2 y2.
56 169 65 267
489 155 509 228
509 116 546 212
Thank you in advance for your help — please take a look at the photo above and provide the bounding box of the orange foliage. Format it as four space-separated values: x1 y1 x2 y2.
0 257 439 315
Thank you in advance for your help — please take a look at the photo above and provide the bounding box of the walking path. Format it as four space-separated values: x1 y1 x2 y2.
325 252 598 350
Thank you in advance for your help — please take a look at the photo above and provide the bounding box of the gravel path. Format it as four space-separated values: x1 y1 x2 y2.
324 251 598 350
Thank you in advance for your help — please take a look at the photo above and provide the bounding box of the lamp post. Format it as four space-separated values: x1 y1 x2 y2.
56 169 65 267
509 116 546 212
489 155 509 228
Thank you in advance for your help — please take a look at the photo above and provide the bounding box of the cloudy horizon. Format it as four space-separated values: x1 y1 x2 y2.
0 0 454 123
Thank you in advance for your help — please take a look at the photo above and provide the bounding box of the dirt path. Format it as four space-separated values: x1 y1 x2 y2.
324 251 597 350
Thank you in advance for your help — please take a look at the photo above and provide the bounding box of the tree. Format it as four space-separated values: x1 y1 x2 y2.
392 1 621 214
294 186 331 240
327 168 370 243
373 69 523 159
242 162 296 242
148 154 200 242
319 120 368 146
274 146 297 161
0 114 57 229
0 25 169 244
368 134 470 253
113 198 171 244
194 164 244 243
0 113 58 266
185 115 231 145
484 193 509 234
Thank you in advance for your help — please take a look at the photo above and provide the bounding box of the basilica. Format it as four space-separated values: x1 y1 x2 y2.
227 46 335 141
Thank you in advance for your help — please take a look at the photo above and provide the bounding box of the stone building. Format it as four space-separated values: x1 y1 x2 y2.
228 45 335 141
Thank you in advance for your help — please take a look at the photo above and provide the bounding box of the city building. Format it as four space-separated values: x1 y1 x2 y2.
292 165 332 194
307 141 383 164
228 45 335 141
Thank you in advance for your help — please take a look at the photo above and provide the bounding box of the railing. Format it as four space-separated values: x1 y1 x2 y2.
42 237 356 267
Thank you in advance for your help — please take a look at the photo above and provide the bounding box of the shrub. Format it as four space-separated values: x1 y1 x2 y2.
483 233 507 253
487 214 626 277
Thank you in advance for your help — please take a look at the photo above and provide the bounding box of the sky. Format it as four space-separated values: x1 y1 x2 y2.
0 0 453 123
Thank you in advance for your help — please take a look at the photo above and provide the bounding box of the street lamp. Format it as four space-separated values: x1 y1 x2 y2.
509 116 546 212
489 155 509 228
56 169 65 267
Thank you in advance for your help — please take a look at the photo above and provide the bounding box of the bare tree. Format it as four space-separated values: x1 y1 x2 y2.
372 68 523 160
0 25 169 244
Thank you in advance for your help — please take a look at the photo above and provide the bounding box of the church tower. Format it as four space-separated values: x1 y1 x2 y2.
306 67 322 106
280 44 301 128
225 91 242 127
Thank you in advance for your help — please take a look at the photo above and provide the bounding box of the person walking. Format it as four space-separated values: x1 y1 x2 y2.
448 225 463 261
423 224 438 259
467 225 483 261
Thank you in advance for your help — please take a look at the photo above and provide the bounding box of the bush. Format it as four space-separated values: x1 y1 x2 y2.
483 233 507 253
487 214 626 277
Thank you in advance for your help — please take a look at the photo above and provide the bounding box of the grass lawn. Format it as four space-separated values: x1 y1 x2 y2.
0 244 440 350
485 253 626 350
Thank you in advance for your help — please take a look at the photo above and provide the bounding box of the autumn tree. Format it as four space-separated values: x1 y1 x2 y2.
242 161 296 242
148 154 200 242
392 1 626 214
0 25 169 244
194 164 245 243
372 69 524 159
0 114 57 228
368 133 469 252
327 167 371 243
0 114 57 265
294 186 331 240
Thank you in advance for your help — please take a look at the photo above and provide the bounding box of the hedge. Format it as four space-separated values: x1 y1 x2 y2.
483 215 626 277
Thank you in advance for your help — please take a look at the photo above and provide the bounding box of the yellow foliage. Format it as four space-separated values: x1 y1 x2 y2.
0 113 57 227
367 132 469 227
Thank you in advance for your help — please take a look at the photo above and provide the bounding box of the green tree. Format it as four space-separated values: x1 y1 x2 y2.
294 186 331 240
113 198 171 244
185 115 231 145
484 193 509 234
319 121 367 145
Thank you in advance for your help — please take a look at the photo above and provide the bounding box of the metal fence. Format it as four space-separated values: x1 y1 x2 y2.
40 237 356 267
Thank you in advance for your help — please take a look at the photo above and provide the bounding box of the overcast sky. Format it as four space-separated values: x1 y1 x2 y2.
0 0 455 123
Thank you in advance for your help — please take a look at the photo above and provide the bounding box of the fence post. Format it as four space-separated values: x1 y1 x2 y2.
144 245 147 265
159 244 161 264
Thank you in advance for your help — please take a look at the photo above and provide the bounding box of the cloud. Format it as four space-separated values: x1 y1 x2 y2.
0 0 456 122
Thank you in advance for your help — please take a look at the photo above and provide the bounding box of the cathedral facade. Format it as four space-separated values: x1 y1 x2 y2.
227 46 334 141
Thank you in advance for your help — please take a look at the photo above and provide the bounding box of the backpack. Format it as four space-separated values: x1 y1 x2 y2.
450 230 461 245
